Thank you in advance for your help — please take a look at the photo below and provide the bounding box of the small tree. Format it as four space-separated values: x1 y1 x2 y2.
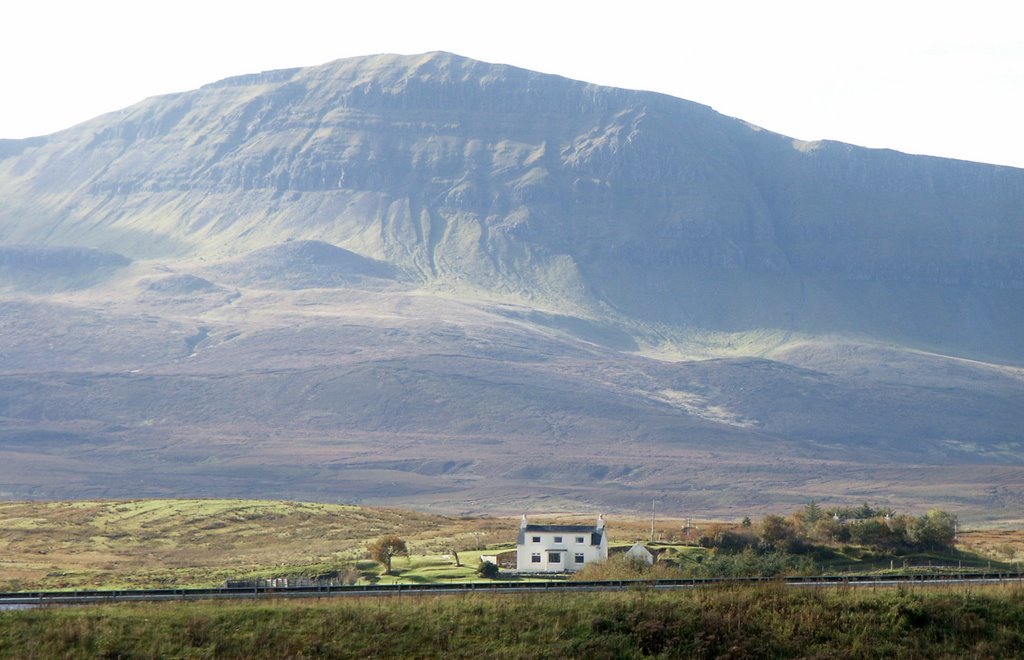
369 535 408 575
803 501 823 525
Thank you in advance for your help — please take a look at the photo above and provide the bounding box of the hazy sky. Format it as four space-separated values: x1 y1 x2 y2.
4 1 1022 168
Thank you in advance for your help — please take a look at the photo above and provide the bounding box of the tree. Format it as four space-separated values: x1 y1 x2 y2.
369 535 408 575
803 501 823 525
908 510 957 551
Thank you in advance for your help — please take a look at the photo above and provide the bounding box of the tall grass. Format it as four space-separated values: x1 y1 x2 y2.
1 584 1022 658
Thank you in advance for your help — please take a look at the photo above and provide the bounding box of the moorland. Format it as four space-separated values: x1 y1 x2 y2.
2 498 1023 657
1 499 1021 592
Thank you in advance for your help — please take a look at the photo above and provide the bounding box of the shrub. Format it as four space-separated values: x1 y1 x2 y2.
759 515 796 550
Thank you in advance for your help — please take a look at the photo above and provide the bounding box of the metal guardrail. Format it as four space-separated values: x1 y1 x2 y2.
0 571 1021 606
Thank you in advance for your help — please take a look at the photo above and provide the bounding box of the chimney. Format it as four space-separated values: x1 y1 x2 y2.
520 514 528 530
596 513 605 530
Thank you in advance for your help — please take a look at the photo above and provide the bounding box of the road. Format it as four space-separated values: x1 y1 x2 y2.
1 572 1021 607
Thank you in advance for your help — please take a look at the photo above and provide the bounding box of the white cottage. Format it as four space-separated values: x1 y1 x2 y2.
516 514 608 573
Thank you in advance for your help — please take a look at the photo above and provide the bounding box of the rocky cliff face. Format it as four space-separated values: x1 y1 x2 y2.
1 52 1020 361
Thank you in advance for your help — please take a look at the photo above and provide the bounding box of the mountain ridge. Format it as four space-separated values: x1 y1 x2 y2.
4 52 1021 360
0 52 1021 519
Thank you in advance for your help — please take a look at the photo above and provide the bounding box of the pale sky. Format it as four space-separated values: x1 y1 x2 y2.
3 0 1023 168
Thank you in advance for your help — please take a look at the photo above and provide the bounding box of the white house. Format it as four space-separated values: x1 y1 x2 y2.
516 514 608 573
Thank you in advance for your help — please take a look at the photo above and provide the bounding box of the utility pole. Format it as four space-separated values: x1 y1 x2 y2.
650 499 659 543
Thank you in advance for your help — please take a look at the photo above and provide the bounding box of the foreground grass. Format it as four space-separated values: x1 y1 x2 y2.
2 584 1023 658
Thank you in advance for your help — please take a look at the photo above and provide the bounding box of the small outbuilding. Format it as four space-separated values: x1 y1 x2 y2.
623 542 655 565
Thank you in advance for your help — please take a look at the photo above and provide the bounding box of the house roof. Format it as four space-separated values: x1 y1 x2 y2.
517 524 605 546
522 524 600 533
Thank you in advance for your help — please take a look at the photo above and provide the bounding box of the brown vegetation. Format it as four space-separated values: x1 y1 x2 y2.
0 499 511 590
1 500 1019 592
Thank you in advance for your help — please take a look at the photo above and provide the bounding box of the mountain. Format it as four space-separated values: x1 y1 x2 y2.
0 52 1022 521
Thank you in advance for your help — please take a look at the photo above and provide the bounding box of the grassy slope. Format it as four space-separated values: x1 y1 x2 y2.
2 585 1024 658
0 499 512 590
0 500 683 590
1 499 1022 592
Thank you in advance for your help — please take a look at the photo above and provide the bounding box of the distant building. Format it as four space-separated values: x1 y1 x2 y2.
623 542 655 565
515 514 608 573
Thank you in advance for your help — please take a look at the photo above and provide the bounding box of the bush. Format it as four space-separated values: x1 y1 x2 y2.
715 530 757 553
681 549 816 578
759 515 796 550
571 555 680 582
477 560 499 579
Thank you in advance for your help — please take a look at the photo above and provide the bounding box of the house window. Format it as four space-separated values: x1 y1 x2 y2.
575 536 585 543
548 552 561 563
575 553 585 563
531 553 541 563
531 536 541 543
553 536 562 543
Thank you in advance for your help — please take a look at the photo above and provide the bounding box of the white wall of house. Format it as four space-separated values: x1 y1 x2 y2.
515 515 608 573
